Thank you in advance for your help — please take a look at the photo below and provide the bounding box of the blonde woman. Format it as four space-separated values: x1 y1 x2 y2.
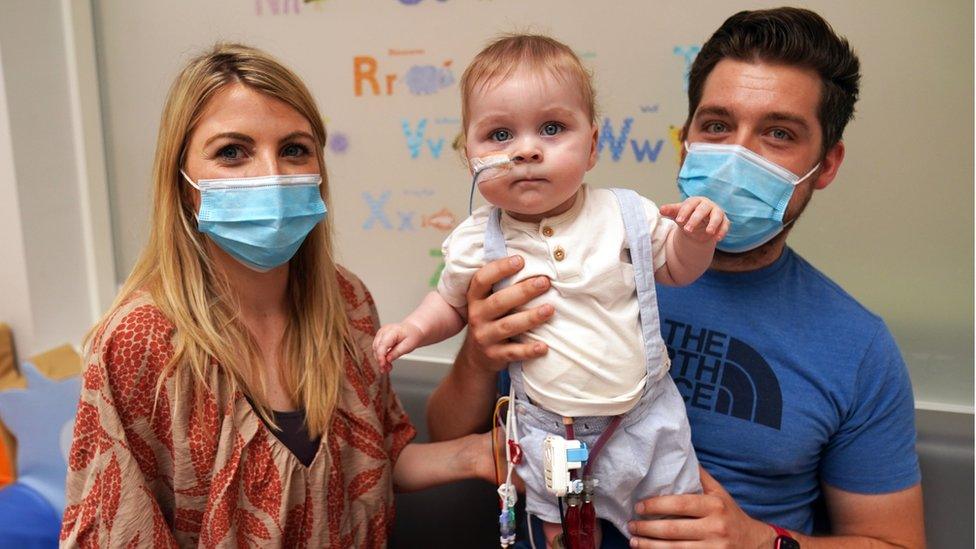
61 44 490 548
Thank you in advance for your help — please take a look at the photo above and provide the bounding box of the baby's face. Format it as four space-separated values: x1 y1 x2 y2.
465 67 597 222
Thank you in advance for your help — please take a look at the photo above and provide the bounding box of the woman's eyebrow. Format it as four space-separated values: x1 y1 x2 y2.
278 131 315 144
203 132 254 148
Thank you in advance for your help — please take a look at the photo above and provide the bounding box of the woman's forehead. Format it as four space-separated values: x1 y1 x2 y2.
192 83 312 139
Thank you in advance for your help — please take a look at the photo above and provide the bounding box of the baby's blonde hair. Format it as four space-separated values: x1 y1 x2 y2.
459 34 596 145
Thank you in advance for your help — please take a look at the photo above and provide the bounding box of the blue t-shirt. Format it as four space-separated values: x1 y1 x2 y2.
656 247 920 533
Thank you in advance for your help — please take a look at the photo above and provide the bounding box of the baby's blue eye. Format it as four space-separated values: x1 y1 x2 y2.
542 123 564 136
491 129 512 142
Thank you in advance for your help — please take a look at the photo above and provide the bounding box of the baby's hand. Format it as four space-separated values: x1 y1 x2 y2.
372 322 424 373
660 197 730 244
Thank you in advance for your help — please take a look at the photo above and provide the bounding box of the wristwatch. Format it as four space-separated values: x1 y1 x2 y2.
770 524 800 549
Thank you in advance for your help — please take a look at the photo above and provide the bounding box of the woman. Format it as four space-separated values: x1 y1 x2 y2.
61 43 489 548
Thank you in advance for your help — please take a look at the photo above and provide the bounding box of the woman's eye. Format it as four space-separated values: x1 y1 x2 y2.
216 145 245 160
490 129 512 142
282 143 310 157
541 123 564 136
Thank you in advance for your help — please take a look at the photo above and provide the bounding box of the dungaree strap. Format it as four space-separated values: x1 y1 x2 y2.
609 187 665 379
483 208 520 395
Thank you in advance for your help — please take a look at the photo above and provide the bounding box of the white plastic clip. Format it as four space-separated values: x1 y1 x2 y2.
542 435 589 497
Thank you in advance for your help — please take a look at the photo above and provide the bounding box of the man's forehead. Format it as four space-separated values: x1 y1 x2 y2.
697 59 822 123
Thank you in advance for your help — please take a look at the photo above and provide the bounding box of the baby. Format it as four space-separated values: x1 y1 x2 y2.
374 34 728 546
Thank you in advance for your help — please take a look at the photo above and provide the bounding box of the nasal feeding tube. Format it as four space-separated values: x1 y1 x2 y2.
468 154 513 214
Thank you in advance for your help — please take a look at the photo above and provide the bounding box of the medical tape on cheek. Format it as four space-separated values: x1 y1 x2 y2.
471 154 513 181
468 154 513 213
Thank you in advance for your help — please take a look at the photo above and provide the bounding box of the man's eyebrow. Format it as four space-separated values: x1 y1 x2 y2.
203 132 255 148
763 112 811 132
693 105 733 119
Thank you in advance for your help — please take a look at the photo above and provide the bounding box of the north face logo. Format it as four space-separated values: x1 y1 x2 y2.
663 320 783 430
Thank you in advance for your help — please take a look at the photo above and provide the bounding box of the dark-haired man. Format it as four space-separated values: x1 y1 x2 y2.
427 7 924 548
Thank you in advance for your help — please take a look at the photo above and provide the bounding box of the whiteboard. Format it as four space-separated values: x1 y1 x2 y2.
92 0 973 407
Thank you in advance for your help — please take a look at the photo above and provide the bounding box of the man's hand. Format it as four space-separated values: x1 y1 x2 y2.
463 255 554 368
627 467 774 548
426 255 554 442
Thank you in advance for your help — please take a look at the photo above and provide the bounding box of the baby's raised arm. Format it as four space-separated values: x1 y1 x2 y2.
373 291 466 371
656 196 729 286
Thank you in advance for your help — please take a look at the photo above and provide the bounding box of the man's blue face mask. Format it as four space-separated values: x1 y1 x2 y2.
182 171 327 271
677 142 820 253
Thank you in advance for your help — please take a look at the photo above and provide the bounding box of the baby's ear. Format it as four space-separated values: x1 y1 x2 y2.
452 132 470 171
587 124 599 170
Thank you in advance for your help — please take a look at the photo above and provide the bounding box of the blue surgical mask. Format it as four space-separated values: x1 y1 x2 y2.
677 142 819 253
182 171 327 271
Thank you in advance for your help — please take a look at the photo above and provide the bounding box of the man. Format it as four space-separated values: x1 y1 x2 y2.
427 8 924 548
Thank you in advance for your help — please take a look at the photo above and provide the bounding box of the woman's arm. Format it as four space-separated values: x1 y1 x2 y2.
392 433 494 492
425 256 554 441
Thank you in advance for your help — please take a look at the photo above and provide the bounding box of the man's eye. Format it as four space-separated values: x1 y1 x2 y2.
490 129 512 142
282 143 310 157
770 128 792 141
541 122 564 136
704 122 728 134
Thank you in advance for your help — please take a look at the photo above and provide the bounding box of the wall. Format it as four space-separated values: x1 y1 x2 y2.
90 0 973 410
0 0 114 359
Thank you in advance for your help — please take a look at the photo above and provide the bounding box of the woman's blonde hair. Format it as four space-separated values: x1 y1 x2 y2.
88 43 354 437
459 34 597 145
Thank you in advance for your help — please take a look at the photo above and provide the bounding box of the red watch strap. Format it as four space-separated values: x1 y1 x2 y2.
770 524 792 538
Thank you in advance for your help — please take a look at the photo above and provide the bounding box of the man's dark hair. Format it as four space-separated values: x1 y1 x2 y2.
686 7 861 154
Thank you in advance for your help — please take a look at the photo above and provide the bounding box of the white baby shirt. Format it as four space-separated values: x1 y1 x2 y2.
438 185 677 417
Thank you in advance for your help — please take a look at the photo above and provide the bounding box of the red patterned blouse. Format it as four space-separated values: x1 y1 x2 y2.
60 268 416 548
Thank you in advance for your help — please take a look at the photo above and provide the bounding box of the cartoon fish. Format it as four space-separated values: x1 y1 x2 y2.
422 208 457 231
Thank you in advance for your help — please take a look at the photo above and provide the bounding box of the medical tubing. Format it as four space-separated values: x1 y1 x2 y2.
581 415 622 477
579 499 595 549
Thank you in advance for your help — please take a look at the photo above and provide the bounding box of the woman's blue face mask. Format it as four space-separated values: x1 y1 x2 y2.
677 142 819 253
182 171 327 271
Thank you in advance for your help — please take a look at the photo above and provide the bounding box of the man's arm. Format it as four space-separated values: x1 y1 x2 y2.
793 482 925 548
628 468 926 548
426 255 554 442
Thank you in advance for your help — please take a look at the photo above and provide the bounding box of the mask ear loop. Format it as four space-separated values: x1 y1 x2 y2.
778 162 821 230
795 162 821 185
180 169 201 190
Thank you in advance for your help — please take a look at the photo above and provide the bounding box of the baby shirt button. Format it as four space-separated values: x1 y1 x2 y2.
553 247 566 261
542 226 554 237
